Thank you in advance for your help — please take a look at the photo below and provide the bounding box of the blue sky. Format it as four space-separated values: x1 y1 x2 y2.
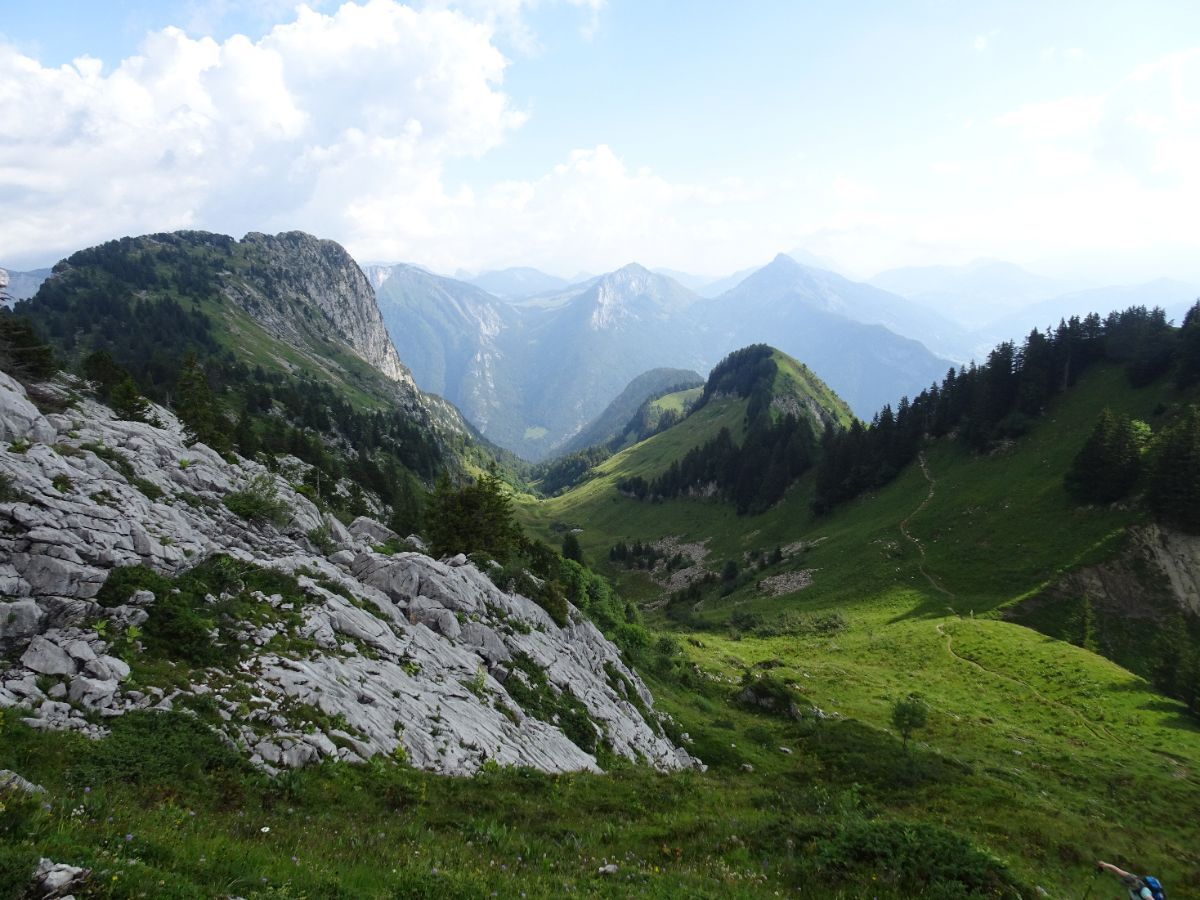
3 1 1199 283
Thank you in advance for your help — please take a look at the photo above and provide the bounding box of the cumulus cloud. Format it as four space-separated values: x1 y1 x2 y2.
0 0 522 266
2 4 1197 285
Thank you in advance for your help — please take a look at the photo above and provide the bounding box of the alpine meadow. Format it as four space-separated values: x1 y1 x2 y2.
1 3 1199 899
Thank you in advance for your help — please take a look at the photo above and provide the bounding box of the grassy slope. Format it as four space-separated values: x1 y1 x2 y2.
649 386 702 415
3 363 1196 896
517 363 1200 895
769 350 855 429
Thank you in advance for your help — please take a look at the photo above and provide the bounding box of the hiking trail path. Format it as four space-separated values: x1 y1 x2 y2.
899 452 1113 742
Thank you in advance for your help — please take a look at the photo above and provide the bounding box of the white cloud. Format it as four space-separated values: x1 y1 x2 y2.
0 0 522 265
374 144 788 276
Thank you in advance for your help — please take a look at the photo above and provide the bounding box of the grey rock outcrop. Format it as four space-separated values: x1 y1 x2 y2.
233 231 416 389
0 370 56 444
0 769 46 793
0 371 700 776
30 858 90 899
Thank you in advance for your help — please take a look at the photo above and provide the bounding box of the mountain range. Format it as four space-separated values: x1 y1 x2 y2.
0 267 52 306
369 255 954 459
2 226 1199 898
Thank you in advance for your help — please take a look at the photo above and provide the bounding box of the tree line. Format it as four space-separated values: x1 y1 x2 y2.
812 303 1199 515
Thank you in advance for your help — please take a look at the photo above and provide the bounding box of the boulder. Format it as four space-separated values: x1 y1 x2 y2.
84 655 131 682
348 516 398 546
20 636 77 676
67 676 118 709
0 599 44 649
459 622 510 665
0 370 57 444
0 769 46 794
408 600 461 641
31 857 90 899
63 639 97 664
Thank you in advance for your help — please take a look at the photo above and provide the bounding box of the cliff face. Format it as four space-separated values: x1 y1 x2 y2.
0 371 699 776
231 232 414 389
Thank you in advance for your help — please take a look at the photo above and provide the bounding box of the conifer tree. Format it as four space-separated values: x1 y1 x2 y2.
1147 406 1200 532
1064 408 1141 502
1176 301 1200 389
175 352 231 454
562 532 584 565
1077 597 1099 653
109 376 150 422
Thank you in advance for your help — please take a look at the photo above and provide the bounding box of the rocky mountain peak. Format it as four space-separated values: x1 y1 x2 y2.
230 231 414 388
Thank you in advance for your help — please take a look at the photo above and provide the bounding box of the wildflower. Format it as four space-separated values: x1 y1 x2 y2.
260 826 270 833
84 786 92 794
124 834 133 842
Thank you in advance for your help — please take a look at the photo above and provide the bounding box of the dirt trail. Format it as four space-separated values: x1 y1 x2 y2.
936 622 1113 742
899 452 955 598
900 453 1114 743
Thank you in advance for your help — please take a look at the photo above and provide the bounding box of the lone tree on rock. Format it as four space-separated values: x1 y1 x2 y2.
891 693 928 751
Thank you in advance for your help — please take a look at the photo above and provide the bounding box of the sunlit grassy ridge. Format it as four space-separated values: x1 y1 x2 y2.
648 386 701 416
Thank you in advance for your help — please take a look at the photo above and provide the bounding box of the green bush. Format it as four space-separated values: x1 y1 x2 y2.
815 820 1027 897
0 844 37 900
95 564 171 608
223 472 290 526
734 672 810 719
70 710 249 790
504 654 598 754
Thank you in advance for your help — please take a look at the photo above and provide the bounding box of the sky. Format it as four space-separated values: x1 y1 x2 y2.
2 0 1200 284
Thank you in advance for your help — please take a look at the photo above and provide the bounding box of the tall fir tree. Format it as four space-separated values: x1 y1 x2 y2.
175 352 231 454
1063 408 1141 503
1147 405 1200 532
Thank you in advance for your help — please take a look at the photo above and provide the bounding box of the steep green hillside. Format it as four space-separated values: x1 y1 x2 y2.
650 385 702 415
10 231 492 528
559 366 705 455
516 360 1200 895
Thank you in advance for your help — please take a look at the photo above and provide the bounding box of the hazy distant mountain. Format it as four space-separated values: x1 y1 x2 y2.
703 255 953 416
368 262 708 460
559 367 704 456
985 279 1200 343
695 265 760 298
719 254 973 362
369 264 524 437
652 268 716 292
514 265 710 458
468 267 570 299
368 254 960 459
869 260 1074 329
0 267 51 305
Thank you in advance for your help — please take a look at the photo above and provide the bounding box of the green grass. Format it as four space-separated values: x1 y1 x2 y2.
0 703 1038 899
649 386 701 415
509 362 1200 895
4 364 1198 896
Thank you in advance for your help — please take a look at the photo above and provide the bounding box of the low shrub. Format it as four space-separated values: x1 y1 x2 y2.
814 820 1028 897
0 844 38 900
223 472 290 526
69 710 250 790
